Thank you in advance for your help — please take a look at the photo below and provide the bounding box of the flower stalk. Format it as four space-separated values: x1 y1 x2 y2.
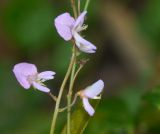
48 92 57 102
50 45 76 134
67 44 77 134
84 0 91 11
78 0 81 15
59 93 78 112
70 0 77 18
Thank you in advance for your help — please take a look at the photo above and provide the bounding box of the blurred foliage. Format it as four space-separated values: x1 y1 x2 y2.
3 0 56 50
143 86 160 109
138 0 160 52
62 100 100 134
1 0 160 133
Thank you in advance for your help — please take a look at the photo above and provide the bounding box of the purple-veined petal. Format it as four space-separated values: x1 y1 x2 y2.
73 11 87 29
38 71 55 81
82 98 95 116
83 80 104 98
54 13 75 41
74 32 96 53
32 82 50 93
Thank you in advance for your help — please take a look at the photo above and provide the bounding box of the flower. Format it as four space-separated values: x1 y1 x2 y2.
54 11 97 53
78 79 104 116
13 62 55 93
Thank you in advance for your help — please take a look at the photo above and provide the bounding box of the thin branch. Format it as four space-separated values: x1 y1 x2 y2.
84 0 91 11
50 45 76 134
73 59 89 83
48 92 57 102
67 44 77 134
70 0 78 18
59 94 78 112
78 0 81 15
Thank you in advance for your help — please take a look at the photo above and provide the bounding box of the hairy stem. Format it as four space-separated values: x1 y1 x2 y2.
50 45 76 134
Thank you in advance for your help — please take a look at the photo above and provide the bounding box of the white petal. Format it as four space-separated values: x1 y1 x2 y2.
73 11 87 29
38 71 55 81
74 32 96 53
32 82 50 93
82 98 95 116
83 80 104 98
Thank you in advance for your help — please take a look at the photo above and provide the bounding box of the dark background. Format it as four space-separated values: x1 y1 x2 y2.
1 0 160 133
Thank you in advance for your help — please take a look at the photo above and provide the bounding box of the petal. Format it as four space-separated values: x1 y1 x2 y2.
73 11 87 29
54 13 75 41
83 80 104 98
13 63 37 89
32 82 50 93
13 73 31 89
38 71 56 81
74 32 97 53
82 98 95 116
13 62 37 76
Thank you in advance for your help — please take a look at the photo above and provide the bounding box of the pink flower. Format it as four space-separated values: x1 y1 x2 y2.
78 80 104 116
54 11 97 53
13 63 55 93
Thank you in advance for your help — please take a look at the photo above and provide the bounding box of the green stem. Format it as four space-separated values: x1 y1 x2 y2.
67 46 76 134
84 0 90 11
48 92 57 102
78 0 81 15
70 0 78 18
50 45 76 134
59 94 78 112
72 64 83 83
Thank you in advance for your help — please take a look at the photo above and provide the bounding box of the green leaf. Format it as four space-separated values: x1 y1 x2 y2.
143 86 160 109
61 99 100 134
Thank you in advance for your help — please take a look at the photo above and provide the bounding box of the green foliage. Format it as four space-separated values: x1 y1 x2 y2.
84 98 134 134
61 100 100 134
1 0 160 133
3 0 56 49
138 0 160 52
143 86 160 109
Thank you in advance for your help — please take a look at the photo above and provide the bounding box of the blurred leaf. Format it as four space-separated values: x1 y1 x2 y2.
3 0 56 49
52 42 72 75
143 86 160 109
61 100 100 134
85 98 133 134
120 87 143 115
138 0 160 52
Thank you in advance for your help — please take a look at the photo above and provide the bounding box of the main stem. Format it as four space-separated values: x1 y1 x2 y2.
50 45 76 134
66 1 78 133
67 45 76 134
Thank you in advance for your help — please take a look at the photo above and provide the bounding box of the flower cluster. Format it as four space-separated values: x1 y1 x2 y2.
13 11 104 117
